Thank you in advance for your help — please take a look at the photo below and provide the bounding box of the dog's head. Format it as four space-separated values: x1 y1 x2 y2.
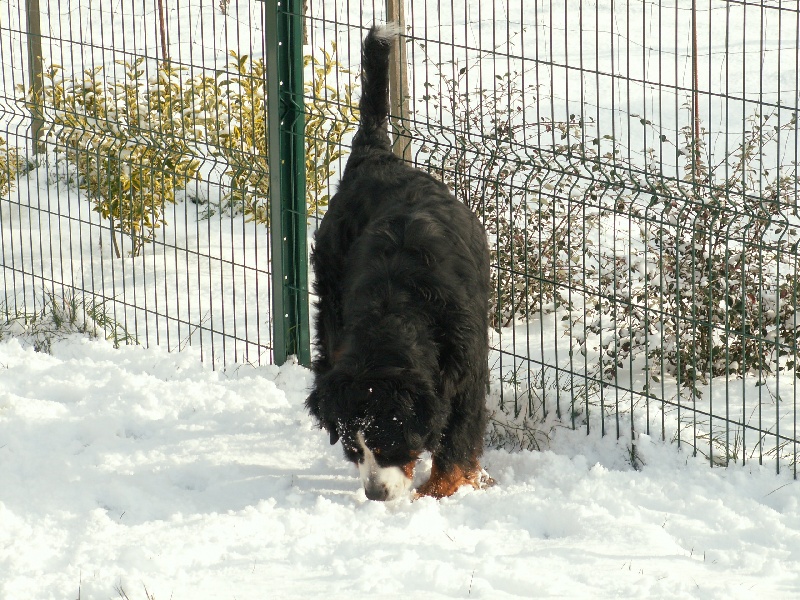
307 367 436 501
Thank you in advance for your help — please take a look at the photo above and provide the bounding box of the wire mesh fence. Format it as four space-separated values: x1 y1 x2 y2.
2 0 799 474
303 0 800 474
1 0 275 366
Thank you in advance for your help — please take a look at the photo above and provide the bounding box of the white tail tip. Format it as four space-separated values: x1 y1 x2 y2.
372 22 402 42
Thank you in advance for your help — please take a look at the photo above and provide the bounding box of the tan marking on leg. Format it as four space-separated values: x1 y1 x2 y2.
416 461 483 499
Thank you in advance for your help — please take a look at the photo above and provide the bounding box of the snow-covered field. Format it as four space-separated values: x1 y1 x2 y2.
1 335 799 599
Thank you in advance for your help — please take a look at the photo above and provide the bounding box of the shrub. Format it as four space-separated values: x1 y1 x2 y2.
213 43 359 222
583 109 800 385
641 111 800 381
412 48 800 392
414 55 600 328
26 60 202 257
19 42 356 254
1 289 136 352
0 136 22 196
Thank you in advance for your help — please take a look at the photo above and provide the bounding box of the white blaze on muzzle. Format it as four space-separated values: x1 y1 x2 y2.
355 431 412 501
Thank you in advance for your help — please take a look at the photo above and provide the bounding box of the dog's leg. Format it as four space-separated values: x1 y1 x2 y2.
416 379 494 499
401 460 417 481
416 459 491 499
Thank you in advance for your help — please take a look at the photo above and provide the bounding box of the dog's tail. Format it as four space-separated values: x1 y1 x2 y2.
352 24 401 152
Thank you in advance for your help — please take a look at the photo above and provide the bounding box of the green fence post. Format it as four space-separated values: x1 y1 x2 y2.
265 0 310 366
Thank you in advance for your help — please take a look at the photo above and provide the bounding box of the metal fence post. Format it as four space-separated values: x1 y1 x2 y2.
265 0 310 366
25 0 44 153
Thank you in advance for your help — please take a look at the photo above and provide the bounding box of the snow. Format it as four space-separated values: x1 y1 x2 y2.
2 336 799 599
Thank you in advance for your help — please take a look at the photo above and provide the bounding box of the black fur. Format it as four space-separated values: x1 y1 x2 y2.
306 25 490 483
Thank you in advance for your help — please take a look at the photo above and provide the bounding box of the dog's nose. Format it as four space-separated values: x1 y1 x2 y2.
364 484 389 501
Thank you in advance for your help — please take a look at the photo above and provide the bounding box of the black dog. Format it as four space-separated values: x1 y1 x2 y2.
306 25 491 501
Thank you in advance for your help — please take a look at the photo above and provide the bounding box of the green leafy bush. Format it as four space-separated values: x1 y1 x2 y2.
213 44 358 222
19 41 356 254
29 60 203 257
0 136 22 196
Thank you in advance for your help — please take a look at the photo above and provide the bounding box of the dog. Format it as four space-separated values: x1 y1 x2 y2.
306 24 491 501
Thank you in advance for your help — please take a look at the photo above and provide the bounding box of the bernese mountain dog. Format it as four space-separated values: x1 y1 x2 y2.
306 24 492 501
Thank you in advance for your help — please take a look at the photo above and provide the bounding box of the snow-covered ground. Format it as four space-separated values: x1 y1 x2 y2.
1 336 799 599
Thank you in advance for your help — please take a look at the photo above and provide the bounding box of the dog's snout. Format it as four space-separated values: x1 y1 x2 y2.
364 483 389 502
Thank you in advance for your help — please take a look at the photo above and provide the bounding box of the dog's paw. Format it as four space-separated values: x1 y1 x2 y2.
476 467 496 490
414 464 494 499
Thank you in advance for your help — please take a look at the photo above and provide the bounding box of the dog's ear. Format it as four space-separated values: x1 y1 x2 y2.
328 423 340 445
310 367 361 446
307 389 341 445
400 385 439 453
404 427 425 453
305 388 322 418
